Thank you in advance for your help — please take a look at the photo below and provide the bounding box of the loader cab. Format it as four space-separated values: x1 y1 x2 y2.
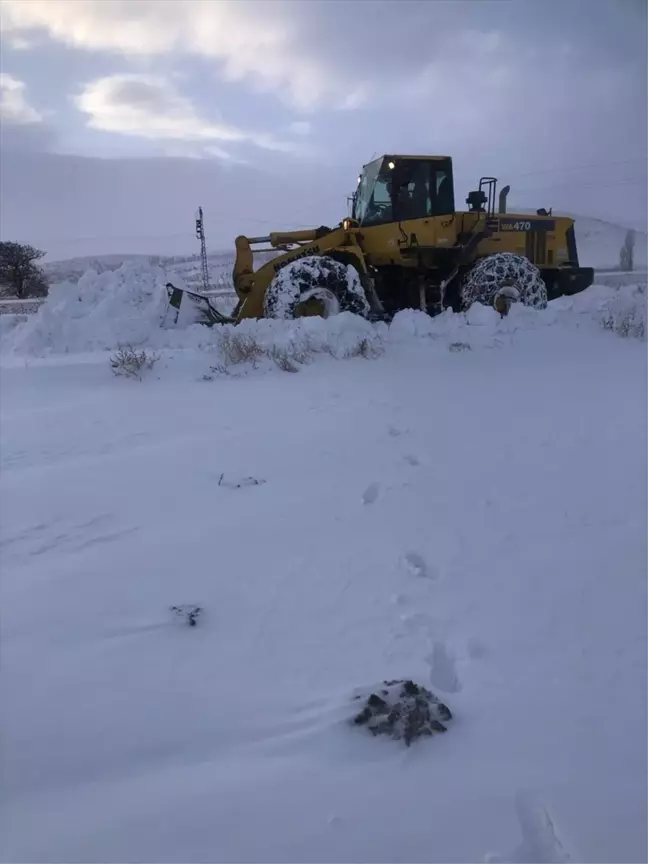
352 155 455 227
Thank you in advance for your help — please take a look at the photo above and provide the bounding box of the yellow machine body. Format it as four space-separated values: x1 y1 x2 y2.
223 154 593 321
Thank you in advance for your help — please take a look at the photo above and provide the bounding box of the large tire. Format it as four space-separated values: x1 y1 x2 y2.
461 253 548 311
264 256 370 320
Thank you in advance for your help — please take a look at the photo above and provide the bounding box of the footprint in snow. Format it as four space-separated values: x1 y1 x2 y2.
362 482 381 505
404 454 421 467
388 425 408 438
403 551 437 579
426 641 462 693
485 791 574 863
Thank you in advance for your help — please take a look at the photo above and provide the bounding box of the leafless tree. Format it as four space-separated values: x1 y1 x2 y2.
619 229 635 272
0 241 49 298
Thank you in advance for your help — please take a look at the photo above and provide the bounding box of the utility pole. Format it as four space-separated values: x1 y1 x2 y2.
195 206 210 293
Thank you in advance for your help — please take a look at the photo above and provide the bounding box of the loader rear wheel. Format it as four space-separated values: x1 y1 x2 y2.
264 256 370 320
461 253 548 311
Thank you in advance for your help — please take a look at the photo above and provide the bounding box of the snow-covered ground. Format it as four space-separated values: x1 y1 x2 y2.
1 271 646 863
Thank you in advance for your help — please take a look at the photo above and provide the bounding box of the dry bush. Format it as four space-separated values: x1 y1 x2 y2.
217 329 316 373
600 291 646 340
209 362 232 376
448 341 472 352
218 331 266 367
269 347 301 372
215 327 385 372
344 336 385 359
601 311 645 339
271 342 315 371
110 345 159 379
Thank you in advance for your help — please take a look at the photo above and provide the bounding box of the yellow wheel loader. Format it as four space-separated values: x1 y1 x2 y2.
166 154 594 325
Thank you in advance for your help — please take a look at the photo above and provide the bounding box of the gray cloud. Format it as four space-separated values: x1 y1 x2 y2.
0 72 59 153
0 72 42 123
73 73 301 156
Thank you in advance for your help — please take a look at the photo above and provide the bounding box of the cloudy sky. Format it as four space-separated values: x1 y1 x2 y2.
0 0 646 260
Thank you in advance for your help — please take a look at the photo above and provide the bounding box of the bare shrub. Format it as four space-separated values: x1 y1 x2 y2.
318 341 336 357
209 362 232 376
601 310 645 339
218 331 266 367
290 343 316 365
344 336 385 359
269 347 301 373
449 341 472 352
215 326 384 370
110 345 159 379
600 289 646 340
271 341 315 371
217 329 317 373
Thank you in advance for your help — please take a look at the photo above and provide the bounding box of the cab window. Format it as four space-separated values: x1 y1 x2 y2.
362 172 393 225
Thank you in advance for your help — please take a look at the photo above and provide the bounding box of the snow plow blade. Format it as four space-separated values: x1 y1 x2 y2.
165 283 235 327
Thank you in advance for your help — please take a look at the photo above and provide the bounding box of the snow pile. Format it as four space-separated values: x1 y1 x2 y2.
0 313 29 341
224 311 382 360
388 301 553 347
1 262 210 356
3 258 645 361
1 262 382 360
552 283 646 339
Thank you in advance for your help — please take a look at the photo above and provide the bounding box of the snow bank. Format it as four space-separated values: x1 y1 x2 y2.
0 263 379 359
225 311 382 360
551 283 646 339
387 301 554 346
0 263 217 357
2 261 645 360
3 264 163 355
0 313 29 341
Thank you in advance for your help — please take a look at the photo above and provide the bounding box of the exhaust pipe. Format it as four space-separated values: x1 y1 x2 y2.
498 185 510 214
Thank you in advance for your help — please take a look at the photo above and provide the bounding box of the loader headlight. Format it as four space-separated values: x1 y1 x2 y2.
388 161 395 170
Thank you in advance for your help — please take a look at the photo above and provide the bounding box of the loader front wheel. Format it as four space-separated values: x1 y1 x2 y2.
264 256 370 320
461 252 548 311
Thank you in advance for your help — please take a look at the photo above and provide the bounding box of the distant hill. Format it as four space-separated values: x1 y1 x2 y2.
567 214 646 270
43 250 243 293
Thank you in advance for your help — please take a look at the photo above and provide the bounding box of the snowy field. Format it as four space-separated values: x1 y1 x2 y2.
1 270 647 863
